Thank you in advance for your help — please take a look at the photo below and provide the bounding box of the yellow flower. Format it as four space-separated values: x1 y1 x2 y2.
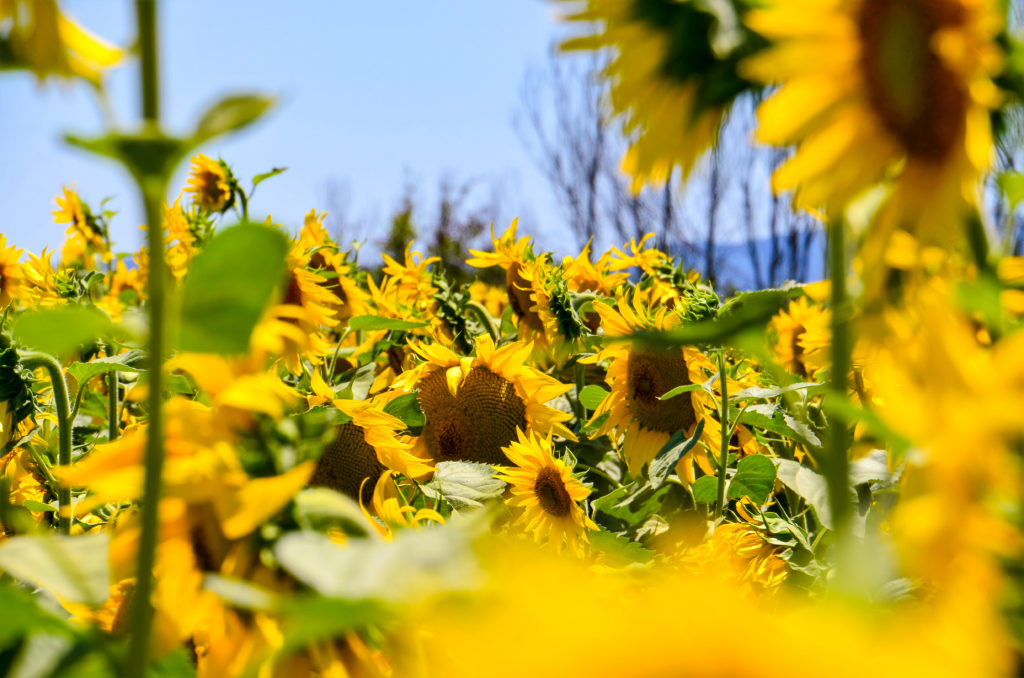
184 154 234 213
0 234 25 308
307 386 433 503
0 0 122 85
53 186 107 268
744 0 1004 235
495 429 597 555
770 295 830 378
674 523 788 594
361 470 445 539
555 0 727 191
587 295 724 481
469 280 507 318
393 333 576 466
20 248 63 307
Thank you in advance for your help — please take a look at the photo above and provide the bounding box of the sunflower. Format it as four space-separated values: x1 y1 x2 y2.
467 219 548 341
495 429 597 555
0 234 24 308
20 248 63 307
469 280 507 318
743 0 1004 236
587 294 724 481
0 0 122 85
555 0 732 191
184 154 235 213
392 334 575 466
770 296 830 378
52 186 107 267
306 383 433 504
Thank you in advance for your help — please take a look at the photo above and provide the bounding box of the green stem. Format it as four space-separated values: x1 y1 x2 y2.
464 300 499 343
126 2 165 676
572 362 586 424
715 351 729 519
20 351 72 534
825 218 851 537
108 369 119 442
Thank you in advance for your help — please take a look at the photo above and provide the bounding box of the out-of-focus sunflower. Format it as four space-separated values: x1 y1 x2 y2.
0 234 25 307
392 334 575 466
673 522 788 594
770 296 830 378
555 0 749 191
306 379 432 504
52 186 108 267
587 295 724 481
495 429 597 555
469 280 507 318
0 0 122 84
562 238 627 298
184 154 235 213
744 0 1004 235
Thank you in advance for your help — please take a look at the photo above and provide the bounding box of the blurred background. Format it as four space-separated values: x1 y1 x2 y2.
0 0 826 292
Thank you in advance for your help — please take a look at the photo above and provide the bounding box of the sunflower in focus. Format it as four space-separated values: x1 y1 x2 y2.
53 186 108 267
587 294 723 481
555 0 737 191
770 296 830 378
0 235 25 308
392 334 576 467
495 429 597 555
184 154 235 213
744 0 1005 236
307 381 432 504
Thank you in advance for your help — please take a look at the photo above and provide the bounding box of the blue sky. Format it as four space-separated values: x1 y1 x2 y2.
0 1 577 258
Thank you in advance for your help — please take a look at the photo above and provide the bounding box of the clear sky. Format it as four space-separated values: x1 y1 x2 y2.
0 1 576 258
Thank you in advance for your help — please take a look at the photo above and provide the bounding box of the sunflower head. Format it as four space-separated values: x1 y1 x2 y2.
770 296 830 378
185 154 236 213
495 429 597 555
0 235 25 308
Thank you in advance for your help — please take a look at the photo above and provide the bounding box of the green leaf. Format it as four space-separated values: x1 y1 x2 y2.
382 392 425 428
691 475 718 504
177 223 289 354
421 461 506 510
65 130 188 185
13 306 114 356
588 530 655 566
65 350 146 386
203 574 279 611
577 384 609 410
346 315 427 332
774 459 832 530
731 381 825 401
658 383 705 401
292 488 369 536
648 419 704 489
252 167 287 189
591 482 673 526
21 500 56 514
738 404 821 449
0 534 109 605
998 171 1024 210
275 520 481 601
726 454 777 505
192 93 276 145
0 581 73 646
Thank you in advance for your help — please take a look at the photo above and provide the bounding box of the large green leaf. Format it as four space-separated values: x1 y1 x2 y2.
177 223 289 354
726 454 777 505
691 475 718 504
647 419 704 490
13 307 114 357
774 459 832 530
0 534 109 605
382 392 425 428
577 384 609 410
421 461 506 510
65 350 146 386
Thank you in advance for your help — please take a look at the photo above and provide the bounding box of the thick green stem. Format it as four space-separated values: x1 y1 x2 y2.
20 351 72 534
107 369 119 442
715 351 729 519
826 218 851 536
126 2 165 676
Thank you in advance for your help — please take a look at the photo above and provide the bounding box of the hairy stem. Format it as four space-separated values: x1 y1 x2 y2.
20 351 72 534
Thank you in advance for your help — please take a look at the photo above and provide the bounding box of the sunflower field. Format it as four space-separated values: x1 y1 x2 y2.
1 0 1023 676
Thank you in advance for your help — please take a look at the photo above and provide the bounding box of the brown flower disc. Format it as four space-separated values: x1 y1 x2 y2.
417 366 528 466
858 0 967 161
310 422 385 504
533 466 572 517
626 349 697 434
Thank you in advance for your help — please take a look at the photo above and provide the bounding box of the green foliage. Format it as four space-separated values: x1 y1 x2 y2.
578 384 609 410
347 315 427 332
192 93 276 146
13 306 114 357
177 223 289 354
422 461 507 510
66 350 146 387
648 419 704 490
0 347 37 432
726 454 776 505
0 534 110 605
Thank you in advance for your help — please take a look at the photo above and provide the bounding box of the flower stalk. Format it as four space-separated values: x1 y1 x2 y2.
825 218 851 537
18 350 72 534
716 350 729 519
